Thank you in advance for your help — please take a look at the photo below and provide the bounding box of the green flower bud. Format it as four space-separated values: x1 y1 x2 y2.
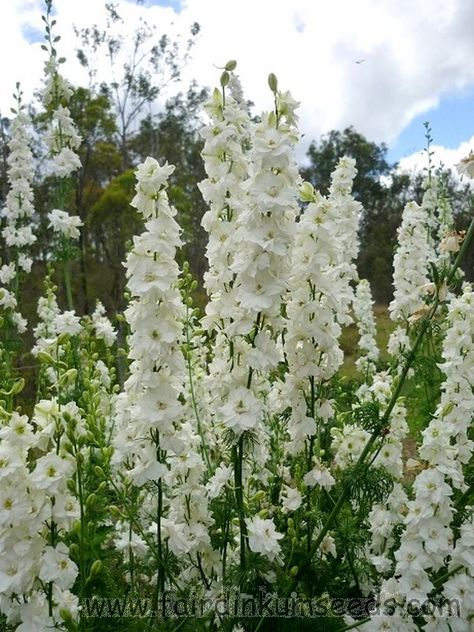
94 466 105 479
299 181 316 203
11 378 25 395
85 493 97 510
268 73 278 93
220 71 230 87
225 59 237 71
59 608 74 623
68 543 80 560
88 560 103 578
57 332 71 346
252 490 266 502
37 351 55 365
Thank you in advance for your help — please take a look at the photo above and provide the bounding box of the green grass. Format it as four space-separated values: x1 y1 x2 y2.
340 304 395 379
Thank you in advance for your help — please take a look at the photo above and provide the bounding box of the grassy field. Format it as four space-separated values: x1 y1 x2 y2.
340 304 395 379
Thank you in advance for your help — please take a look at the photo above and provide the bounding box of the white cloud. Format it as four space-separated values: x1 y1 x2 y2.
1 0 474 163
397 135 474 182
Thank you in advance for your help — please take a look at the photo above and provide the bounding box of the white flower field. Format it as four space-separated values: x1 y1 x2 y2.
0 2 473 631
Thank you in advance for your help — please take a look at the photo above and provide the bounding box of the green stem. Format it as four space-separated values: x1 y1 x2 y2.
64 255 74 311
76 449 86 597
233 436 247 581
185 303 211 473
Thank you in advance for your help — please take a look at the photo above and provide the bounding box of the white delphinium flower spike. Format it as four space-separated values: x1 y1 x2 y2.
0 89 36 332
353 279 379 377
283 157 361 455
389 200 435 323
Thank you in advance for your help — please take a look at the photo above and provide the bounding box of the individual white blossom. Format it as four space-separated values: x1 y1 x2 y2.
246 516 283 562
47 208 82 240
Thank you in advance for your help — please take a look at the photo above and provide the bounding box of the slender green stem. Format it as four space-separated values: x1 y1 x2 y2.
185 303 211 473
151 435 165 624
76 449 86 597
233 436 247 580
63 255 74 311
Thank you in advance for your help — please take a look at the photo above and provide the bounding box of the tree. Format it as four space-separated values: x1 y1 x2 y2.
75 2 200 169
302 127 409 303
130 83 209 282
65 86 121 311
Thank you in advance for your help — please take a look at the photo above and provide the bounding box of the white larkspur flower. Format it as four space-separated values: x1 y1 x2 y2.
303 460 336 491
91 301 117 346
0 106 36 331
246 516 283 561
39 543 78 590
219 386 262 435
53 310 82 336
283 157 361 455
281 485 303 512
47 208 82 240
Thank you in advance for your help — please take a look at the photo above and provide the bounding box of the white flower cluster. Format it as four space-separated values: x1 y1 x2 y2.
91 301 117 347
201 84 300 443
32 285 61 356
113 157 216 580
389 201 435 323
114 157 185 473
42 56 82 178
198 81 252 447
0 402 84 628
199 83 250 327
353 279 379 376
0 107 37 332
283 157 361 453
230 94 300 335
366 284 474 628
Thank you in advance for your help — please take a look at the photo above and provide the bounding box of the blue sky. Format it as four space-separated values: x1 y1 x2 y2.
387 87 474 165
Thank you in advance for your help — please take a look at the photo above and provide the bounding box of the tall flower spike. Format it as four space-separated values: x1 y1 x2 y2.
0 87 36 334
353 279 379 377
389 200 435 323
113 157 185 473
363 284 474 631
283 157 361 455
41 1 81 179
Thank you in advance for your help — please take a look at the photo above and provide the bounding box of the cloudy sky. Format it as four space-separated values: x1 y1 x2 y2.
2 0 474 172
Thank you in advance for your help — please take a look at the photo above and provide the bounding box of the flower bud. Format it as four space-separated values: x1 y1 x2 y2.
268 73 278 93
94 466 105 479
299 181 316 203
37 351 55 365
225 59 237 71
85 493 97 510
68 543 80 560
59 608 74 623
11 378 25 395
220 71 230 87
88 560 103 578
57 332 71 346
